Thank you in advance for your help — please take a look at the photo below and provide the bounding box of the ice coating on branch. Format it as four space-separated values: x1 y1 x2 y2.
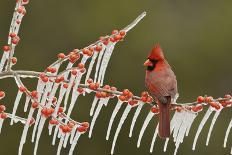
98 42 116 86
0 53 9 72
52 118 62 145
89 98 107 138
111 104 132 154
23 96 30 112
0 119 4 134
69 132 81 155
224 117 232 148
137 111 154 148
94 45 106 83
129 101 144 137
90 96 99 116
85 51 98 85
149 123 159 153
11 90 23 125
18 107 35 155
48 123 54 135
106 100 123 140
206 108 222 146
192 106 213 150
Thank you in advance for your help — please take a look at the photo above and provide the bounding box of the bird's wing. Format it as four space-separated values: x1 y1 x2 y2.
145 69 178 103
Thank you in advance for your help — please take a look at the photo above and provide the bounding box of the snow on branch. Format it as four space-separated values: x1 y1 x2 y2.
0 1 231 155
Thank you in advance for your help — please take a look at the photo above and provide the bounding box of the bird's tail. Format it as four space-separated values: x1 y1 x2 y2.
158 97 171 138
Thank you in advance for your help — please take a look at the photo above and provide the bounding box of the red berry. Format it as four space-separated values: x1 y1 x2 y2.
114 34 122 41
2 45 10 52
57 53 65 59
95 92 102 98
29 118 35 125
31 102 39 108
58 107 64 113
50 68 57 73
82 122 89 128
71 69 78 75
205 96 213 103
11 57 17 64
87 78 93 84
69 53 80 63
151 107 159 113
197 96 205 103
31 91 38 98
63 83 69 89
122 89 130 96
119 31 126 36
0 113 8 119
77 88 84 94
129 100 138 106
0 91 5 98
94 45 102 52
19 87 26 92
41 76 49 83
9 33 16 38
0 105 6 112
78 63 84 69
140 96 147 102
119 95 126 101
89 83 96 90
112 29 118 35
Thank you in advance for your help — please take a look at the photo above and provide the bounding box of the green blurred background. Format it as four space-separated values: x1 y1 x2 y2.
0 0 232 155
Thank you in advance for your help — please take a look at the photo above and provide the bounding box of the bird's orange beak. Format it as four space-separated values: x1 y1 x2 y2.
144 59 153 67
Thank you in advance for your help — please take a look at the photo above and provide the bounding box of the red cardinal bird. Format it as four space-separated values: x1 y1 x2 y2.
144 44 178 138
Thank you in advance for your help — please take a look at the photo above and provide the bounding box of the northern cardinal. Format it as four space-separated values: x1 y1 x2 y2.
144 44 178 138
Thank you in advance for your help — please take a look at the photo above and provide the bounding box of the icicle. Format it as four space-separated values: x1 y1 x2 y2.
52 125 59 145
185 112 197 137
63 72 76 111
192 107 214 150
48 123 54 135
90 96 99 116
69 132 81 155
57 133 65 155
137 111 154 148
0 119 4 134
94 45 106 83
65 93 80 123
64 62 74 80
111 105 132 155
149 124 159 153
106 100 123 140
63 133 70 148
224 117 232 148
100 43 116 86
65 72 82 111
129 102 144 137
32 81 53 142
98 42 116 86
172 112 185 142
54 86 67 117
70 125 78 144
18 107 35 155
36 79 45 102
33 117 46 155
85 51 98 85
206 108 222 146
174 111 188 142
47 83 59 107
88 99 105 138
11 90 23 125
24 96 30 112
0 52 9 72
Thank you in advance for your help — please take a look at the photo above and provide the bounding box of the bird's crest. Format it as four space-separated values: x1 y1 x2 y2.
148 43 165 60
